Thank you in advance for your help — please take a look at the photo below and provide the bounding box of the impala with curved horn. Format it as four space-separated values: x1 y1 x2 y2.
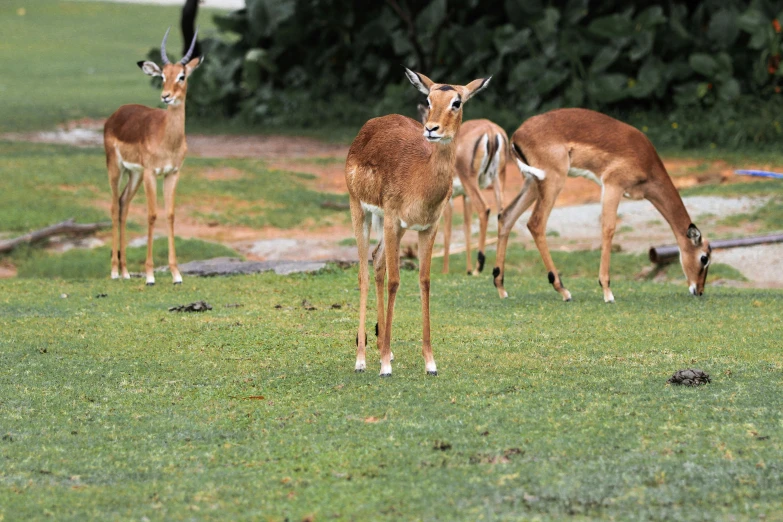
492 108 712 302
104 27 203 284
346 68 491 376
417 104 508 275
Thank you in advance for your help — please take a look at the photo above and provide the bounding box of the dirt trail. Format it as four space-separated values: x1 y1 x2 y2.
2 121 781 286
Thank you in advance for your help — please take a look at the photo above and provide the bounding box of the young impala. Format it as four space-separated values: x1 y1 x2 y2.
492 108 711 302
346 68 490 376
417 105 508 275
104 28 202 285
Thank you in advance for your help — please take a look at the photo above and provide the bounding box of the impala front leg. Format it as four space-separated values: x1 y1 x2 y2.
142 170 157 286
418 226 439 375
163 172 182 284
493 177 537 298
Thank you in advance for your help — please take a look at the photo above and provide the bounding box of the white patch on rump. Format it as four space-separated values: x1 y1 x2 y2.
479 134 503 189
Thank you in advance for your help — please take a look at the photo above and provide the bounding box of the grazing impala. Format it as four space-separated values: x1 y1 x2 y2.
417 105 508 275
104 28 202 285
346 68 490 376
492 108 711 302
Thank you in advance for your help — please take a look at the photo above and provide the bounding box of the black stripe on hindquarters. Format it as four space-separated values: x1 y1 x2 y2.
511 142 529 165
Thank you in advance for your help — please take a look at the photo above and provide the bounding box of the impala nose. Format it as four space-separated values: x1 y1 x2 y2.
425 125 439 133
161 93 172 103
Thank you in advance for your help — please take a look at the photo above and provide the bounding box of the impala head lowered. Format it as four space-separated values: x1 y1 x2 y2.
682 224 711 296
137 27 203 106
404 68 490 143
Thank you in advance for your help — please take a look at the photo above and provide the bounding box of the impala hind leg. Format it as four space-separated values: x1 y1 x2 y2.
379 218 404 377
141 170 157 285
108 159 122 279
599 183 623 303
493 177 537 298
349 199 371 372
463 182 489 275
118 169 143 279
527 172 570 301
418 227 439 375
163 172 182 284
372 231 388 365
462 195 474 275
441 199 452 274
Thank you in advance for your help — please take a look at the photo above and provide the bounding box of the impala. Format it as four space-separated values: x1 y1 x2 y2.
346 68 490 376
104 28 202 285
417 105 507 275
492 108 711 302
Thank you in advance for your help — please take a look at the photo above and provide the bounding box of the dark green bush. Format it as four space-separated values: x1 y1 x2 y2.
174 0 783 147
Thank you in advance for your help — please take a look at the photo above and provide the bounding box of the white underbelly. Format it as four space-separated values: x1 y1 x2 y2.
567 167 603 186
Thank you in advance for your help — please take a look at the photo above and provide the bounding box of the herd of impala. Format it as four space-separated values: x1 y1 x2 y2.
105 29 713 377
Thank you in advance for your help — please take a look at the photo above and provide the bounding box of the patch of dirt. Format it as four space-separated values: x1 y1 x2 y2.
199 167 246 181
0 260 17 279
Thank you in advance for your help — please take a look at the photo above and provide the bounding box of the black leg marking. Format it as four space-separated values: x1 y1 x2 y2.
477 251 485 273
375 322 379 337
492 267 500 287
485 208 490 218
548 271 555 285
598 279 602 288
497 213 502 221
355 332 368 346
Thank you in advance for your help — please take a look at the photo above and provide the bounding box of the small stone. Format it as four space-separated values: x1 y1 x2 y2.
667 368 711 386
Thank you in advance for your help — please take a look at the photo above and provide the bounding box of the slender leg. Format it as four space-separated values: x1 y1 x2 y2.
141 170 157 286
379 217 403 376
441 199 452 274
107 159 122 280
599 183 623 303
493 177 537 298
163 172 182 284
372 235 387 363
349 198 370 372
418 227 439 375
462 195 473 275
462 182 489 275
118 170 143 279
527 172 570 301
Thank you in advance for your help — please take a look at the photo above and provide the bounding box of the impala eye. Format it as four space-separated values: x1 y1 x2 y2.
177 75 185 82
700 255 709 265
452 99 461 110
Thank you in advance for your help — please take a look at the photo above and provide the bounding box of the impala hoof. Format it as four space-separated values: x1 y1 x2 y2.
466 271 472 276
380 373 392 378
146 282 155 287
355 368 365 373
426 371 438 376
173 281 182 286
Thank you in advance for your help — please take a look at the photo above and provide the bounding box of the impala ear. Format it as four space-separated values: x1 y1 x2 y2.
462 76 491 102
404 67 433 95
184 56 204 77
138 61 162 77
686 224 702 246
417 103 429 123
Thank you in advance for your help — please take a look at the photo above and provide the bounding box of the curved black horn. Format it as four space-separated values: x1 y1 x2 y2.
160 27 171 65
181 26 199 64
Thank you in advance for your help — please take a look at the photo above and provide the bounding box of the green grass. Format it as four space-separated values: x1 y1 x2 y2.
0 142 348 235
0 0 227 133
720 197 783 233
1 257 781 520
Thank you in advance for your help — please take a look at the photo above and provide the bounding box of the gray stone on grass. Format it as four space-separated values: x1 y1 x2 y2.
171 257 327 277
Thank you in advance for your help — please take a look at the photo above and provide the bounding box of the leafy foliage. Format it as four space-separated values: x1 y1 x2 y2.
180 0 783 146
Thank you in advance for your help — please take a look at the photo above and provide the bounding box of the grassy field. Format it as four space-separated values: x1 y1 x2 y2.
1 263 782 521
0 0 225 133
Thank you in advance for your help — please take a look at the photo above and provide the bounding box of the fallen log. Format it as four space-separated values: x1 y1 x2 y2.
0 219 111 254
649 233 783 265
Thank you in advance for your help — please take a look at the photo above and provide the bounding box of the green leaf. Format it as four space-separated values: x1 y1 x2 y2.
590 46 620 73
534 7 561 39
246 0 296 39
587 73 628 103
563 0 588 25
630 57 663 98
689 53 719 77
564 79 585 106
589 13 634 39
494 25 530 56
708 9 740 49
737 9 768 33
718 78 741 101
629 31 654 62
635 6 666 29
534 69 569 94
